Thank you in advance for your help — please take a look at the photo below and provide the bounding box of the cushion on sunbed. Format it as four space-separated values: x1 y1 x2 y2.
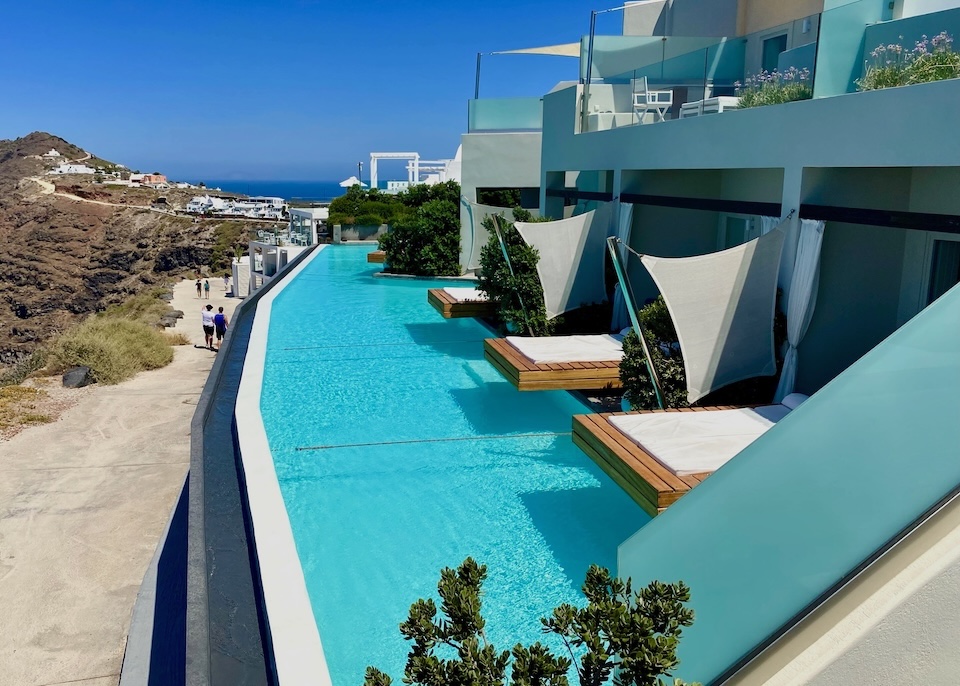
506 334 624 365
608 404 795 476
442 287 488 302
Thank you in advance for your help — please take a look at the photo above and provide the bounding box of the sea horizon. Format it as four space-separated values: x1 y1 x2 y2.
198 178 401 203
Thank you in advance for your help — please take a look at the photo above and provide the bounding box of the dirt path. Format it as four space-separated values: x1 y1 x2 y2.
0 280 240 686
23 176 175 214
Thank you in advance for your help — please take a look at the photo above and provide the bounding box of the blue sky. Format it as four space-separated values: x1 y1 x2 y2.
0 1 624 181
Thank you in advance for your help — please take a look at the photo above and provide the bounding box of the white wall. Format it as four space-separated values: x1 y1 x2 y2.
895 0 960 17
459 131 542 270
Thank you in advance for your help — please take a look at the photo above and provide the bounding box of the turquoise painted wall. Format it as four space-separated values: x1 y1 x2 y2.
777 41 818 74
814 0 892 97
862 7 960 65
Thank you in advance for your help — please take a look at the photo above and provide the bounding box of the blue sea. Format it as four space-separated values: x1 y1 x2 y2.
201 179 383 203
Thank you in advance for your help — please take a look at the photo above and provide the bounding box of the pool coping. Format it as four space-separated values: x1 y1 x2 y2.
234 245 332 685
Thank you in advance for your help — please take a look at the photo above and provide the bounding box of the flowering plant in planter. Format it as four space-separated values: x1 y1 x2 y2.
857 32 960 90
735 66 812 108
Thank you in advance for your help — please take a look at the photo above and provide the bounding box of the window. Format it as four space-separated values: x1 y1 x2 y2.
927 239 960 304
762 34 788 73
719 214 759 250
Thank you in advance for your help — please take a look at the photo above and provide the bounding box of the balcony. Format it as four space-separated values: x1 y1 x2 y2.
467 97 543 133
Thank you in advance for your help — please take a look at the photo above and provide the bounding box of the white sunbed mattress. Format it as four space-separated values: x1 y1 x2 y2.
506 334 624 365
442 287 488 302
608 402 798 476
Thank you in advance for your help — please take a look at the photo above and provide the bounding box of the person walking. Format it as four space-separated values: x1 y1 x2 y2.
203 279 211 299
195 279 202 298
201 304 216 349
213 306 229 350
223 274 230 291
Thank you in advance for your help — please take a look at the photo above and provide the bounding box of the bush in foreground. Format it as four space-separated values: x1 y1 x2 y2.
364 557 698 686
50 317 174 385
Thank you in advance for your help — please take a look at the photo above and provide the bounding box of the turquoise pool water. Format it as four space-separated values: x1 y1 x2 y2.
260 246 649 684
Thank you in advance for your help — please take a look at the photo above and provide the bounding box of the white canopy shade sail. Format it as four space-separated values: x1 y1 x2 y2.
462 201 539 271
491 42 581 57
515 203 613 320
640 227 786 403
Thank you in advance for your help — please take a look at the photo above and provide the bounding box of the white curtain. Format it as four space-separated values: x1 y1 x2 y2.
610 203 634 331
774 219 825 402
760 215 780 236
515 203 613 319
640 228 786 403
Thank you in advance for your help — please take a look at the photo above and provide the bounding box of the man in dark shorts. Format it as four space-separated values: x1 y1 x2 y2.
213 307 229 350
201 304 216 349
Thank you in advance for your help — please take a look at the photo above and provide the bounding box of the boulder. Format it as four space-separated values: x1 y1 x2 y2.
168 309 184 319
158 292 174 301
62 366 93 388
157 315 179 328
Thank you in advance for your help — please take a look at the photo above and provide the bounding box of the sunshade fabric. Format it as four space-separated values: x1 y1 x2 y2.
515 203 613 320
640 228 786 403
492 43 581 57
462 201 537 271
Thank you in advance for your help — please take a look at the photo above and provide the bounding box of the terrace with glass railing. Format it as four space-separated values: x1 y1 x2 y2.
575 2 960 134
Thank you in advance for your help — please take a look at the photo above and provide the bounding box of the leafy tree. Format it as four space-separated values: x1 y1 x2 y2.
619 297 688 411
379 191 461 276
364 558 698 686
476 209 550 336
477 188 522 208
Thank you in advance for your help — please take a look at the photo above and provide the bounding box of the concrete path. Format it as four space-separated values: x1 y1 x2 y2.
0 279 240 686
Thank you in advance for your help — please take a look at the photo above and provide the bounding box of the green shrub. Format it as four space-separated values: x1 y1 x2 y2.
858 32 960 91
735 67 812 108
378 182 462 276
354 214 385 227
477 188 522 207
50 317 174 385
102 287 172 324
476 209 551 335
619 297 689 410
364 557 699 686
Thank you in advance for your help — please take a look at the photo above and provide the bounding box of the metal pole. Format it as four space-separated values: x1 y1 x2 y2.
581 10 598 132
606 236 664 409
358 162 363 187
491 214 535 336
475 53 482 100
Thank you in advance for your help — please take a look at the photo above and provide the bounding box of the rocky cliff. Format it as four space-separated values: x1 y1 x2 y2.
0 132 251 365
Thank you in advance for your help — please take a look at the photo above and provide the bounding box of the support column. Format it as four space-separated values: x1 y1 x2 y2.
370 156 378 189
779 165 804 302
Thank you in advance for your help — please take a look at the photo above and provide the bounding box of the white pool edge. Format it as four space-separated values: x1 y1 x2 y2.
235 245 332 685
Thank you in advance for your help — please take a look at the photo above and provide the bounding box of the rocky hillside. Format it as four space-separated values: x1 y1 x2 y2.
0 132 255 365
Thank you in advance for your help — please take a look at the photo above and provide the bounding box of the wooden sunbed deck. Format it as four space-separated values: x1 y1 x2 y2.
427 288 496 319
367 250 386 263
484 337 622 391
572 408 741 517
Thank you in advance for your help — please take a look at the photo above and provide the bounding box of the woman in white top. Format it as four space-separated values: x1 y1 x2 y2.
201 304 216 349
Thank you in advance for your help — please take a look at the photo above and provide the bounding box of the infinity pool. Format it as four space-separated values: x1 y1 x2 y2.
260 246 649 684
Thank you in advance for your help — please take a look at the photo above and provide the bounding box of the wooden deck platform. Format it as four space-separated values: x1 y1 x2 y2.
367 250 386 263
483 337 622 392
572 409 734 517
427 288 496 319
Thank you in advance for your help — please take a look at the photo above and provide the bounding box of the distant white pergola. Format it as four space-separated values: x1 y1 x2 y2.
369 152 420 189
